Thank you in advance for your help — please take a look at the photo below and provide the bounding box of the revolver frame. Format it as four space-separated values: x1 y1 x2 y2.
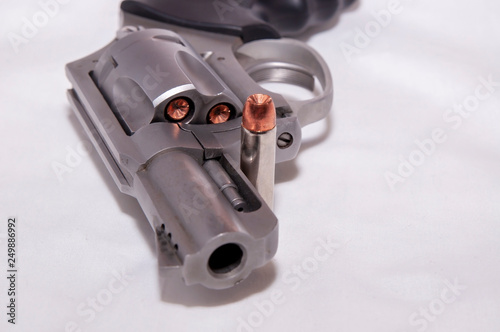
66 7 334 289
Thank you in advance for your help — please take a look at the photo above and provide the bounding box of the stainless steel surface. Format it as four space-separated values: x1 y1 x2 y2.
135 151 277 289
241 127 277 209
203 159 246 212
122 12 333 163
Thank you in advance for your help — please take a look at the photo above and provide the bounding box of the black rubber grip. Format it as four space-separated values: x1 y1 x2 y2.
121 0 355 42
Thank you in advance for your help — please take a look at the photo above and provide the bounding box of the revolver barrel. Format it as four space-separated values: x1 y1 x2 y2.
137 151 278 289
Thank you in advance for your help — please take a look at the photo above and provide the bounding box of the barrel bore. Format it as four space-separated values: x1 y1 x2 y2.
208 243 244 275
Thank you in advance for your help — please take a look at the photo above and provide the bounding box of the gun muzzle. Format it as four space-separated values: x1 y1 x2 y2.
135 151 278 289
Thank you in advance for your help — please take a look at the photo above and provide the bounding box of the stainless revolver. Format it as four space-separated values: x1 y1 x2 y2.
66 0 352 290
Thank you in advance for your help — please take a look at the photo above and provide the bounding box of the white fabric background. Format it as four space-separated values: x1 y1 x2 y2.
1 0 499 331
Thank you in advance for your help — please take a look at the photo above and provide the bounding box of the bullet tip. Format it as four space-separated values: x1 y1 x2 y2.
242 94 276 133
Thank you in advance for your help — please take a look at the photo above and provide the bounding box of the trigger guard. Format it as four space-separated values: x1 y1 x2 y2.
236 38 333 127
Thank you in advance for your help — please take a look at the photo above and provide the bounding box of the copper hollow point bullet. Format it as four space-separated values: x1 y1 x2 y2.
240 94 277 209
241 94 276 133
208 104 232 124
166 98 190 121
